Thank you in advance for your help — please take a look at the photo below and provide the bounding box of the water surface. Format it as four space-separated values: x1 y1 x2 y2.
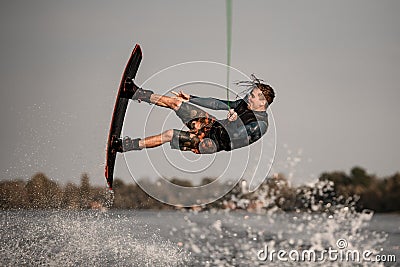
1 210 398 266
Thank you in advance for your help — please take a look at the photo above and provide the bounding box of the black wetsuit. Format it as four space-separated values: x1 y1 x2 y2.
187 95 269 151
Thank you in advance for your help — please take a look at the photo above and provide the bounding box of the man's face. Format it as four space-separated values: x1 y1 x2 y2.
247 87 266 111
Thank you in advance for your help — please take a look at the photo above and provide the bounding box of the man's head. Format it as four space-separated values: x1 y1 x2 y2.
247 83 275 111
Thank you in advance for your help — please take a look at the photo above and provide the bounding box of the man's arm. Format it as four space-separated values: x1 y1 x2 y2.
189 95 243 110
171 90 244 110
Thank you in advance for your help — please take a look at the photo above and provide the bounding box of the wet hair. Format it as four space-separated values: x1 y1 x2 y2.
235 74 275 106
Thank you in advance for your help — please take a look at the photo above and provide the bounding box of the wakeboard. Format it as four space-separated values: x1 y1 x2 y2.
105 44 142 190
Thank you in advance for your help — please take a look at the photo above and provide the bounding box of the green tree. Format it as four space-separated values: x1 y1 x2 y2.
0 180 29 209
62 182 80 209
25 173 62 209
350 166 373 187
80 173 91 209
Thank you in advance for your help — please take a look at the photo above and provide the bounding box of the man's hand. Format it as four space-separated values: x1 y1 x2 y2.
171 90 190 102
227 109 238 122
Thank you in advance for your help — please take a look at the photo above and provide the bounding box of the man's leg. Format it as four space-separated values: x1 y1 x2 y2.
169 129 218 154
137 129 174 149
148 94 182 111
116 128 218 154
114 129 174 152
122 79 182 110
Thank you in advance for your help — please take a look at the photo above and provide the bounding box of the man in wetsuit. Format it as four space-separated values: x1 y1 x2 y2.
113 77 275 154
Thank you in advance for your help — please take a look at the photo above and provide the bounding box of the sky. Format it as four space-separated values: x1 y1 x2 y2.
0 0 399 187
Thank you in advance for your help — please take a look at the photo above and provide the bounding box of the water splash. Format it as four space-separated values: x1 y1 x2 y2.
0 210 191 266
104 188 115 209
170 179 389 266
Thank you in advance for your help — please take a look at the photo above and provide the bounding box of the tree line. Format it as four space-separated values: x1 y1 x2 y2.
0 167 399 212
319 166 400 212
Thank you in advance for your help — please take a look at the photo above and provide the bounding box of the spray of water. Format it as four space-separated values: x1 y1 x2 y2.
0 210 191 266
169 179 387 266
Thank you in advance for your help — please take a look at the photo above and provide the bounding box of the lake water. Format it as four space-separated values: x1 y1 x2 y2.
1 210 398 266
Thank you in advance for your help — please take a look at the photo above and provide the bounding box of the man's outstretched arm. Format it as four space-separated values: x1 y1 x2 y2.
171 90 242 110
190 95 240 110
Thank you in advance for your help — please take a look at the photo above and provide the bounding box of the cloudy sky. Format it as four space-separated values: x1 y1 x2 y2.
0 0 399 187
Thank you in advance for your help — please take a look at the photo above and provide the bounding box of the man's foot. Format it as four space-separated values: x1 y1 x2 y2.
111 136 123 153
120 78 154 103
112 136 142 153
120 78 139 99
